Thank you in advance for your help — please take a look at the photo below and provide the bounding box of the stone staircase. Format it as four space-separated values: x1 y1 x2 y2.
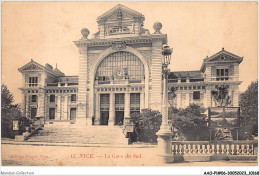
27 122 129 144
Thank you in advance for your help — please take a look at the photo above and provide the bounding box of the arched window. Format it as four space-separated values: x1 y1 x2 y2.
95 51 145 84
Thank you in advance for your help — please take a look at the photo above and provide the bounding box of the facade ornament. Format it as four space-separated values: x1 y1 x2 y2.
153 21 162 34
112 41 126 50
81 28 90 39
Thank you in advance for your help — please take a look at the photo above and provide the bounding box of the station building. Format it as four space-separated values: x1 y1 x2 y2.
18 4 243 126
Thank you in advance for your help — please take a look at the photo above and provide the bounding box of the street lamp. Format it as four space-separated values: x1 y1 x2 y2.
156 44 173 163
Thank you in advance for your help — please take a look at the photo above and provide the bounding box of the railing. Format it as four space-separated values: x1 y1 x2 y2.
172 141 257 156
46 83 78 87
98 80 110 84
46 83 58 86
25 83 38 87
168 79 178 83
211 76 236 81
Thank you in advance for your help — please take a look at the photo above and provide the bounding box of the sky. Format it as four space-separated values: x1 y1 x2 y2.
1 1 258 104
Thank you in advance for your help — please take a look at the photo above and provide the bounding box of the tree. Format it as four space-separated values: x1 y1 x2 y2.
130 109 162 143
239 81 258 138
211 84 231 107
170 104 209 141
1 84 23 138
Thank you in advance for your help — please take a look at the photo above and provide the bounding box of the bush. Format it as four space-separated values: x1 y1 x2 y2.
170 104 209 141
130 109 162 143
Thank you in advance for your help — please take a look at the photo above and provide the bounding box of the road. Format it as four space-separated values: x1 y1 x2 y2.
1 143 258 166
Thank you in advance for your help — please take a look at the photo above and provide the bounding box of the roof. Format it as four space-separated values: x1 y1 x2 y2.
169 70 204 79
97 4 144 22
53 76 78 83
53 67 65 76
201 48 243 72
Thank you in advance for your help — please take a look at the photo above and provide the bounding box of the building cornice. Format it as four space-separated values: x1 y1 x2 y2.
73 34 167 48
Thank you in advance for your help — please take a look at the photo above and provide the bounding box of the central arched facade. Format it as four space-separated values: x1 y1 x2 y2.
95 51 145 84
89 47 149 126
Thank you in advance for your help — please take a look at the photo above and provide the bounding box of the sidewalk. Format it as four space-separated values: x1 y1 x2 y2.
1 138 156 148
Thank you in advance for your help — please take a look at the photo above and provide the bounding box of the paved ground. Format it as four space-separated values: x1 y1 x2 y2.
1 142 258 166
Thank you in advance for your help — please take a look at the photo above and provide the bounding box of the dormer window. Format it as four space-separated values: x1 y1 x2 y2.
29 77 38 87
216 69 229 81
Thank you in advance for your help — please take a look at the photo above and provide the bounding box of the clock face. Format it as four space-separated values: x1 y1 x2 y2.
114 69 124 79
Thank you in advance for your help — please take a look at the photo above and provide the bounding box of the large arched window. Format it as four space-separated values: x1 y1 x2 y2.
95 51 145 84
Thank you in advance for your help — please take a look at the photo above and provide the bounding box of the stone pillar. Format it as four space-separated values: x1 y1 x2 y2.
95 93 100 125
124 93 130 119
38 93 45 117
109 93 115 126
140 92 145 112
64 95 68 120
77 45 88 125
56 95 61 120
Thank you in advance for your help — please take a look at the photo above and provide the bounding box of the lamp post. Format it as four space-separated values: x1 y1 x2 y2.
156 45 173 163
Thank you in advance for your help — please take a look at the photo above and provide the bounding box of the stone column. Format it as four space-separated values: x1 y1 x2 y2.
109 93 115 126
124 93 130 119
95 93 100 125
140 92 145 112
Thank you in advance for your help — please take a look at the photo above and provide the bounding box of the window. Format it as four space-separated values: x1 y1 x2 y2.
100 94 110 111
216 69 229 81
50 95 55 102
130 93 140 114
32 95 37 102
71 94 76 102
29 77 38 87
193 91 200 100
115 94 125 105
95 51 145 84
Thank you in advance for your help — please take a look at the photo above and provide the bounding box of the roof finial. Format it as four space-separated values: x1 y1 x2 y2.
222 47 224 51
56 63 57 68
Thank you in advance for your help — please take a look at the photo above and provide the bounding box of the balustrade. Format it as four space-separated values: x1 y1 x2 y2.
172 141 257 156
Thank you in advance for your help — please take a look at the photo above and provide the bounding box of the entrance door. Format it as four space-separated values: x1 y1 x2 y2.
70 108 76 120
115 93 125 125
49 108 55 120
100 111 109 125
31 108 37 119
100 94 109 125
115 111 124 125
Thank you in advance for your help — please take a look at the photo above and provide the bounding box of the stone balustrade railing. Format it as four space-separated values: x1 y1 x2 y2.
172 141 258 156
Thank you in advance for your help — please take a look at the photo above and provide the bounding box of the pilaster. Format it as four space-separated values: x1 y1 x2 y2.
95 93 100 125
109 93 115 126
151 40 163 111
140 92 145 111
77 46 88 121
124 93 130 119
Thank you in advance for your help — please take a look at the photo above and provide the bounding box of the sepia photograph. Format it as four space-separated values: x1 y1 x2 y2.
1 1 258 174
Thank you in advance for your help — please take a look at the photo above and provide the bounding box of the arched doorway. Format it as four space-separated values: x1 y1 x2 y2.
94 51 145 125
